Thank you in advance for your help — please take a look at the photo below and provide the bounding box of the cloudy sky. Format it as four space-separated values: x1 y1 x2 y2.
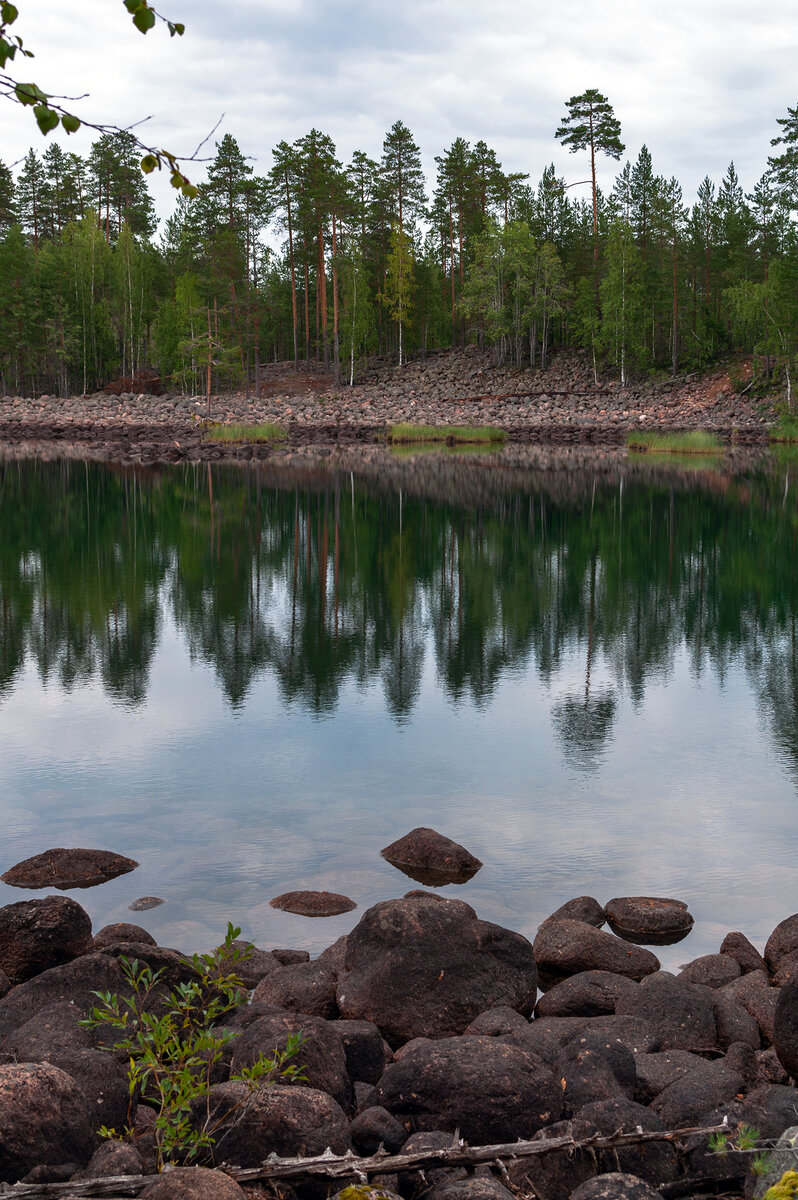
3 0 797 224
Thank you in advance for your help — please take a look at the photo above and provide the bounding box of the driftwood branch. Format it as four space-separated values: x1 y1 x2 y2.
0 1122 728 1198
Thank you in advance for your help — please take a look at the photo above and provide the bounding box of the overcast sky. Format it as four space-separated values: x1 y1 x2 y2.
3 0 797 226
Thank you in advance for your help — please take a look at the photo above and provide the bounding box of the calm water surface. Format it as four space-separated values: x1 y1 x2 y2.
1 452 796 969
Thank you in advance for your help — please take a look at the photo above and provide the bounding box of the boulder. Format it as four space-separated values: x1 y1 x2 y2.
0 953 125 1037
465 1006 531 1037
535 971 639 1018
633 1049 706 1104
337 895 537 1046
712 992 761 1051
774 977 798 1077
0 896 93 983
603 896 693 944
574 1098 677 1185
129 897 164 911
380 828 482 886
373 1035 562 1143
270 890 356 916
545 897 605 927
719 931 768 974
201 1081 351 1165
569 1175 661 1200
332 1019 392 1084
560 1048 630 1114
427 1181 515 1200
93 923 156 949
271 948 311 966
227 1009 351 1111
73 1138 147 1179
0 1062 97 1182
533 920 659 986
678 953 741 988
351 1105 407 1154
765 914 798 971
649 1059 745 1127
562 1030 636 1098
517 1118 598 1200
138 1166 249 1199
219 940 282 989
1 848 138 890
252 961 338 1018
775 952 798 987
615 973 717 1051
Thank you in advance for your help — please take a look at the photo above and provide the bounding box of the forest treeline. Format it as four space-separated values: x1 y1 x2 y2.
2 95 798 398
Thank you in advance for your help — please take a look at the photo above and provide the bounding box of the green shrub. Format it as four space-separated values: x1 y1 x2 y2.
81 923 305 1168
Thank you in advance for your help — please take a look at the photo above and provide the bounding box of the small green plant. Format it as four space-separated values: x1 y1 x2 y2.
389 423 506 445
753 1151 775 1178
204 422 286 444
81 924 305 1168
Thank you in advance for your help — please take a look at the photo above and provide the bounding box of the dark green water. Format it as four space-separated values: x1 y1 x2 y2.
1 453 796 967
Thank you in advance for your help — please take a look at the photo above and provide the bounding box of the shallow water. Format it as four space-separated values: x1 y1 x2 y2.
1 453 796 970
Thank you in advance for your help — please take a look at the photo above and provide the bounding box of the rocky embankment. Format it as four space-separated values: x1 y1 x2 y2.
0 349 778 465
0 881 797 1199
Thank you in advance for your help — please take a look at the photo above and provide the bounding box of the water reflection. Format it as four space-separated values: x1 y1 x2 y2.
1 457 798 781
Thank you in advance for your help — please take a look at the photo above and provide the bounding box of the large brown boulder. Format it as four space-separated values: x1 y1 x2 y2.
227 1008 352 1111
766 914 798 971
614 973 717 1051
533 920 660 985
0 953 125 1038
535 970 640 1018
252 960 338 1018
1 848 138 890
380 827 482 886
773 976 798 1077
200 1081 351 1166
336 894 537 1046
373 1034 561 1143
0 896 93 983
0 1063 97 1182
603 897 693 945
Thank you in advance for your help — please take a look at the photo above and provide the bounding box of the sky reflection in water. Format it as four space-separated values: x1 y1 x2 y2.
0 455 796 969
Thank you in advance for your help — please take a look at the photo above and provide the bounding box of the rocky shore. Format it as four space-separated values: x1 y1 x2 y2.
0 349 780 466
0 883 797 1199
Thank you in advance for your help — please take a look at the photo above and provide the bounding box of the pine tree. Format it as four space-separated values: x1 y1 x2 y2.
380 120 426 235
556 89 625 260
0 160 15 231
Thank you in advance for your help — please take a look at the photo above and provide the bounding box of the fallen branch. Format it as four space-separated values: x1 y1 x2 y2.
0 1122 728 1198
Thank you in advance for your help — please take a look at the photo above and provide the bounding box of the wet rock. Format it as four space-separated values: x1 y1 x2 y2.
129 897 164 911
0 1062 97 1182
615 973 717 1051
603 896 693 944
337 894 537 1046
227 1009 351 1111
333 1019 392 1084
533 920 660 985
1 848 138 890
0 896 93 983
679 953 741 988
139 1166 249 1199
774 977 798 1077
545 897 605 927
252 960 338 1018
535 970 639 1018
380 827 482 886
201 1081 351 1165
93 923 156 949
569 1175 661 1200
270 890 356 916
720 931 768 974
351 1105 407 1154
375 1034 561 1142
766 913 798 971
650 1059 745 1126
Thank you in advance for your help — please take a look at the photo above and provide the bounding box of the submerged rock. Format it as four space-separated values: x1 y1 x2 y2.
269 890 356 916
381 827 482 886
128 896 164 911
2 848 138 890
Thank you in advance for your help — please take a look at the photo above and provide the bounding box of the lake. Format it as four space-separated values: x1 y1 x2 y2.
1 448 796 970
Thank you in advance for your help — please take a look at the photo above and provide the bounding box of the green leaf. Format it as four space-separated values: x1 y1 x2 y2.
34 103 59 134
140 154 158 173
123 0 141 12
173 22 185 34
61 112 80 133
1 2 19 23
15 80 44 105
132 5 155 32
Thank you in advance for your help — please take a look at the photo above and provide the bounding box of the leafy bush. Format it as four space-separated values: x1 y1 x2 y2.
81 923 305 1168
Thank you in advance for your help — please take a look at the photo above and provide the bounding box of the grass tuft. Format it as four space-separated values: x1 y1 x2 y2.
204 422 286 444
626 430 722 455
389 423 506 445
769 413 798 443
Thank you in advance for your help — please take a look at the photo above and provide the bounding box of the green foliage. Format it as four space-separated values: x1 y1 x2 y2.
204 422 286 443
627 430 722 454
80 923 306 1168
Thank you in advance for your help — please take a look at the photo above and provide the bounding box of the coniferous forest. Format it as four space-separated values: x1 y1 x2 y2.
2 93 798 399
